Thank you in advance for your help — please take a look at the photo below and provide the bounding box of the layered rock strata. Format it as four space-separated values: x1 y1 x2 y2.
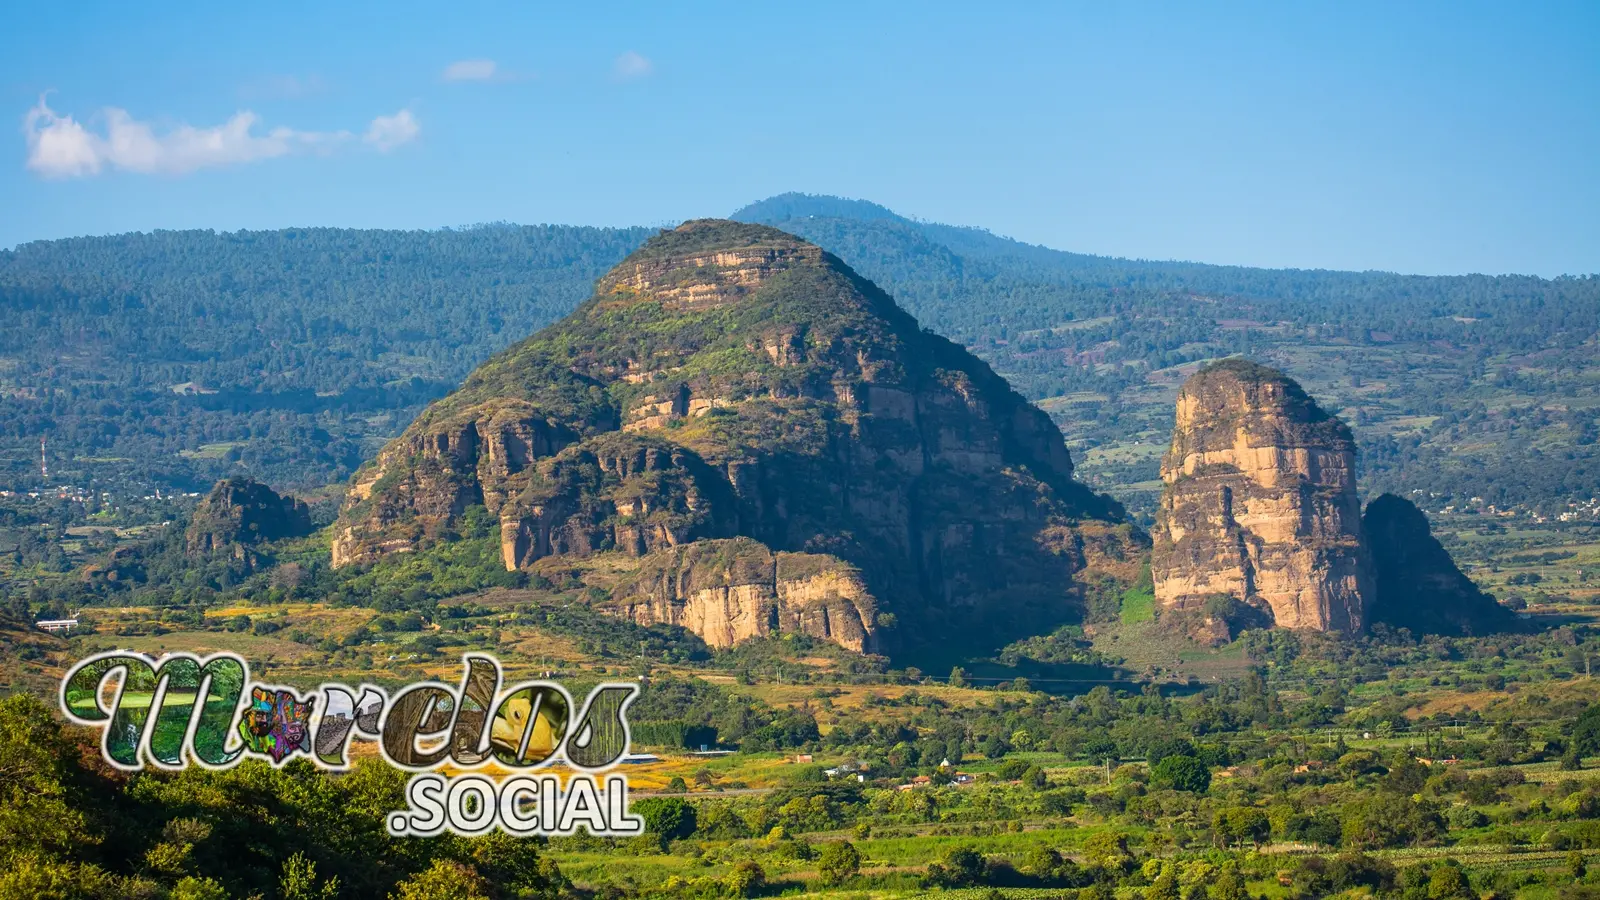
332 220 1138 656
1151 359 1371 632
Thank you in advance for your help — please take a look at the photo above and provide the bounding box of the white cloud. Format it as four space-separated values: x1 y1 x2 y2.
22 101 101 178
363 108 419 152
442 59 499 82
613 51 653 81
21 96 419 178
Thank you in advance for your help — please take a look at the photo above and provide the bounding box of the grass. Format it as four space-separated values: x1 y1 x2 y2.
1118 586 1155 625
178 441 246 459
1089 617 1251 683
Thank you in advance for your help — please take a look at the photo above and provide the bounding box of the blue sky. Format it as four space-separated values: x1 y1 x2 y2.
3 1 1596 276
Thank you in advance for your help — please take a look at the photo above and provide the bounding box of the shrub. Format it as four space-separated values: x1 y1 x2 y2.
816 841 861 886
724 861 766 898
632 797 697 843
1150 755 1211 793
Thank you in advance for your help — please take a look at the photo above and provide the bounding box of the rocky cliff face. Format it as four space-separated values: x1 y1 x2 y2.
186 478 313 559
332 220 1138 658
614 537 878 651
1151 360 1371 633
1363 493 1515 636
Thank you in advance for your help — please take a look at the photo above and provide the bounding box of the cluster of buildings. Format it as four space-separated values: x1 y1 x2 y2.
792 756 980 790
1409 489 1600 525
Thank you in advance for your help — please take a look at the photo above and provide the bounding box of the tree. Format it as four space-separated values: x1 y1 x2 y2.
169 877 229 900
1146 738 1196 766
1211 867 1248 900
0 694 92 862
465 831 565 898
1563 746 1585 771
948 666 968 688
1213 807 1271 848
928 846 986 887
632 797 697 843
1151 755 1211 793
1426 864 1472 899
1084 831 1134 874
1146 870 1180 900
1574 704 1600 757
1020 847 1064 880
280 853 340 900
1024 764 1050 790
1385 752 1429 794
817 841 861 886
1342 795 1445 850
725 861 766 898
391 861 492 900
1084 737 1119 764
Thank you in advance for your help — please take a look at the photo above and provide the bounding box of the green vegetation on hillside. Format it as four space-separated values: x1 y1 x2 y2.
0 224 651 492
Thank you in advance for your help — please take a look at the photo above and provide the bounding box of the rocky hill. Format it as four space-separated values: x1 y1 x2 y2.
185 477 313 559
1150 359 1372 633
1363 493 1518 636
331 220 1141 659
1151 359 1517 638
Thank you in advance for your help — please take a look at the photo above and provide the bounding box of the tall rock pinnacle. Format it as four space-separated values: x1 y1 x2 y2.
1151 359 1371 633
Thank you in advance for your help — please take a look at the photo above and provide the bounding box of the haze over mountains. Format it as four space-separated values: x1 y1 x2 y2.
2 193 1596 527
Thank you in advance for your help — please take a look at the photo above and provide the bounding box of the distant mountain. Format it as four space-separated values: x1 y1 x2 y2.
734 194 908 223
331 220 1142 661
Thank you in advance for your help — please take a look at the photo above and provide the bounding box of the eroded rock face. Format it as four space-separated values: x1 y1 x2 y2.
600 243 825 311
1363 494 1515 636
332 219 1137 658
615 538 878 651
1151 360 1371 632
497 433 736 569
187 478 313 559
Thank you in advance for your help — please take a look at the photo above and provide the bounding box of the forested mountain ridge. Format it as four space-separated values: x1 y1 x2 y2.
0 224 651 491
3 196 1597 525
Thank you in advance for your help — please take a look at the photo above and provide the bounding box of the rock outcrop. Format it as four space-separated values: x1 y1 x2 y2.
1363 493 1516 636
615 538 878 651
186 478 313 559
332 220 1139 658
1151 360 1371 633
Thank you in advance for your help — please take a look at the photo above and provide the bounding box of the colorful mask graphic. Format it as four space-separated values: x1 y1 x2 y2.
237 686 315 763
